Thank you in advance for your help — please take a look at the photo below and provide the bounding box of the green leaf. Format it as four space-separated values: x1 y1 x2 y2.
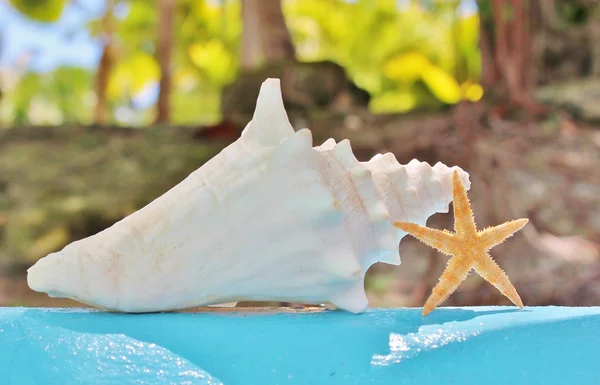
188 39 236 84
107 53 160 101
370 89 419 113
383 52 430 83
421 63 462 104
9 0 67 23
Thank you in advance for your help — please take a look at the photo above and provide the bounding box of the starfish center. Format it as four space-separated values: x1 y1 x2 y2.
394 169 528 316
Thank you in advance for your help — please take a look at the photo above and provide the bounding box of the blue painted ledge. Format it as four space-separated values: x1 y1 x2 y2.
1 306 599 385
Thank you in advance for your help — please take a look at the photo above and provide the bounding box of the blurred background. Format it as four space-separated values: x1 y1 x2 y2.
0 0 599 309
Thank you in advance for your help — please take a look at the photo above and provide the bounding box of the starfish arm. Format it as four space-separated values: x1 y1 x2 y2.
451 170 478 237
422 256 473 316
394 222 457 256
473 253 524 308
478 218 529 250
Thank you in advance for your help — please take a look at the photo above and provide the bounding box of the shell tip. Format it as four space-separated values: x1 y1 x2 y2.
244 78 295 146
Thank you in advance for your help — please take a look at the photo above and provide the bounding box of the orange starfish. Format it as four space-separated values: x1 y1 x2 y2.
394 170 528 316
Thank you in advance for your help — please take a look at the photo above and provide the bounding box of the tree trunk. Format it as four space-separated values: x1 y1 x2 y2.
478 0 545 114
156 0 175 124
94 0 115 126
240 0 263 69
240 0 296 70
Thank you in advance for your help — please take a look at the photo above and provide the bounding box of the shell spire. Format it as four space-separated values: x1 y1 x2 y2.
27 79 469 314
241 78 295 147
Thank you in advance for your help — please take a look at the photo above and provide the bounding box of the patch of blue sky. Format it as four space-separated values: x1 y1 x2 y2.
0 0 104 72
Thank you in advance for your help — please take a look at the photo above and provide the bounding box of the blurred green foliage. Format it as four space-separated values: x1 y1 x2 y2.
1 0 483 127
8 0 67 23
8 67 94 125
0 125 223 264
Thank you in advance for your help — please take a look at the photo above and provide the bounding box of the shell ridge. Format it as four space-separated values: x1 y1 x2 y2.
317 141 397 270
362 154 404 265
413 161 435 225
364 154 408 222
314 148 367 273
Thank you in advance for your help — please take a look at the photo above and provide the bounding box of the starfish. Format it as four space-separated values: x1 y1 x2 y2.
394 170 528 316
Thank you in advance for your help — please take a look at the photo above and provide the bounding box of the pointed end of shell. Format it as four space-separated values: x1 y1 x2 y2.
243 78 295 147
367 152 398 169
332 139 359 168
27 253 61 295
26 260 42 292
27 248 92 305
255 78 284 115
315 138 337 151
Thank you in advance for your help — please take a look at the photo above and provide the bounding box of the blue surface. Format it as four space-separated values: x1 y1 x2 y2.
1 306 599 384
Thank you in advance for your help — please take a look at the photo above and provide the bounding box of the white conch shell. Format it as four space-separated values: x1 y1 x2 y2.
27 78 470 313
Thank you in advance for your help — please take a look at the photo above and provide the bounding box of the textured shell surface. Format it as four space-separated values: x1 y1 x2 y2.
27 78 470 313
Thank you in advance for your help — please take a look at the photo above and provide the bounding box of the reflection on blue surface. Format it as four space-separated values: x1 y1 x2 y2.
1 306 599 384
